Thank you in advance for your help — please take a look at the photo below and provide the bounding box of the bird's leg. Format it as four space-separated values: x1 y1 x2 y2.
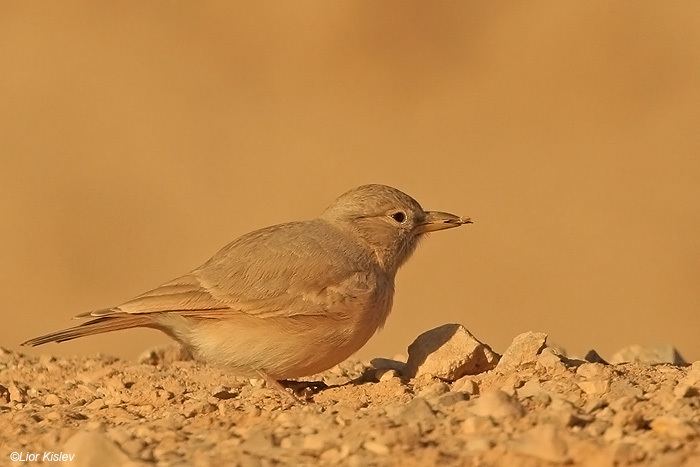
255 370 305 404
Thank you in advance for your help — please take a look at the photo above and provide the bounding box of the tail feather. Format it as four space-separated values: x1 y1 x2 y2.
21 314 156 347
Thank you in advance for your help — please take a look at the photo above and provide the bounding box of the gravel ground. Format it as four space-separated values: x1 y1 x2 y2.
2 326 699 466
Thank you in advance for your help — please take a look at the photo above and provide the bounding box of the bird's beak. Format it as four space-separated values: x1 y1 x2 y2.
416 211 473 234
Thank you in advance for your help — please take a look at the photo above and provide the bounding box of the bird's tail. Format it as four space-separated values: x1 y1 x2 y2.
21 314 155 347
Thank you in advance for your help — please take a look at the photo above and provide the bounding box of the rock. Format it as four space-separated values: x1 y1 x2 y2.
461 416 495 434
610 344 687 365
537 347 568 372
302 434 330 453
496 332 547 372
517 379 546 400
404 324 500 381
44 393 62 406
63 431 131 467
86 398 106 410
510 424 570 463
577 379 610 396
451 376 479 395
399 397 435 422
674 365 700 397
576 362 610 379
363 441 390 455
375 369 400 382
416 381 449 399
437 391 467 407
575 363 611 395
8 383 27 403
469 389 524 419
650 416 698 439
464 437 493 452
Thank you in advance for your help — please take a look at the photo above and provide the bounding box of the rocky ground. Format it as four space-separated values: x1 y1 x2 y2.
2 324 699 466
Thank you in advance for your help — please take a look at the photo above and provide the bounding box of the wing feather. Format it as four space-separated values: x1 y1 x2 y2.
77 220 379 321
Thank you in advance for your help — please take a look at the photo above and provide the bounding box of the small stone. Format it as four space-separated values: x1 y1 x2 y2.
469 389 524 419
63 431 130 466
576 363 609 379
496 332 547 372
376 369 400 382
417 381 449 399
465 437 493 452
603 425 624 442
363 441 390 455
243 430 274 456
650 416 698 439
452 376 478 395
302 434 329 452
43 393 61 406
320 446 351 462
461 416 495 434
610 344 687 365
399 397 435 421
405 324 500 381
517 379 545 400
279 437 294 449
438 391 467 406
510 424 570 463
8 383 27 403
674 367 700 398
537 347 567 372
86 398 106 410
674 383 699 398
577 379 610 396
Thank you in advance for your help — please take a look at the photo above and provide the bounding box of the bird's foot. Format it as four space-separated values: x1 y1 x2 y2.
255 371 326 404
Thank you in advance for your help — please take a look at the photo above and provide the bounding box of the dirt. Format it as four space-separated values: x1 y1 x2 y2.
2 328 699 466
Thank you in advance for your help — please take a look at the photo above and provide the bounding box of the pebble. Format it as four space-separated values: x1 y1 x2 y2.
496 332 547 372
437 391 467 407
469 389 524 419
399 397 435 422
375 369 400 382
650 416 698 439
610 344 687 365
451 376 479 395
461 416 495 434
363 441 390 455
405 323 500 381
510 424 570 463
417 381 449 399
62 431 131 467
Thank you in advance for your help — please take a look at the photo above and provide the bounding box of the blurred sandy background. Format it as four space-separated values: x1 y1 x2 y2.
2 2 699 363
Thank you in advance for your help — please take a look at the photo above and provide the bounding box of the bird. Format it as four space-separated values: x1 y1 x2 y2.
22 184 472 389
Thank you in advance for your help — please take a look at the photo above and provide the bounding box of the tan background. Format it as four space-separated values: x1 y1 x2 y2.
2 2 699 363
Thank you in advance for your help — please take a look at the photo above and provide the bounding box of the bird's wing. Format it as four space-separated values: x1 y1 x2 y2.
79 221 378 321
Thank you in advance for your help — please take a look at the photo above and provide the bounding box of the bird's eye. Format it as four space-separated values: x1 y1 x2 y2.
390 211 407 223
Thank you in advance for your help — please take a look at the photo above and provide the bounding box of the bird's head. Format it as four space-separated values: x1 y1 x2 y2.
321 184 472 273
